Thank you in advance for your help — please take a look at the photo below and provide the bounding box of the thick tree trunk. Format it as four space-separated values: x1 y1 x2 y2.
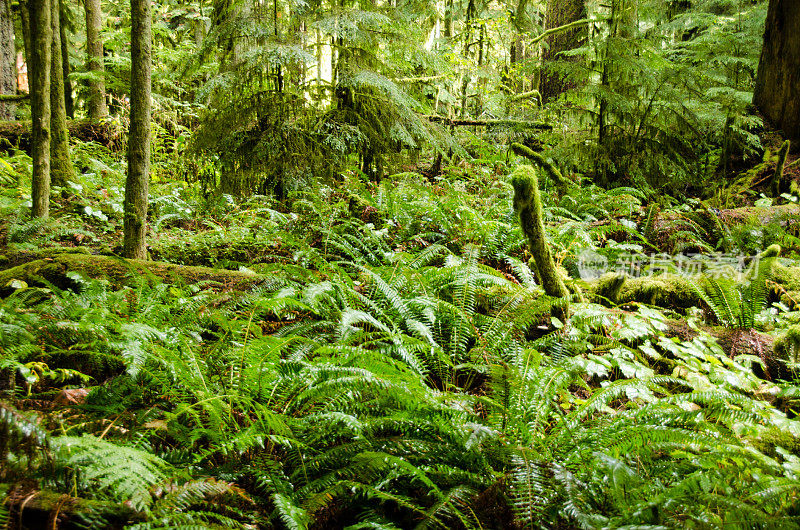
18 0 31 75
753 0 800 145
30 0 51 219
60 0 73 118
50 0 73 187
123 0 151 259
84 0 107 120
0 0 16 120
539 0 587 104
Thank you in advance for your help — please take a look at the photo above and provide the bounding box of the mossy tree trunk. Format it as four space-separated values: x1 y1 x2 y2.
512 165 570 320
0 0 16 120
49 0 73 187
539 0 586 104
753 0 800 145
59 0 73 118
30 0 51 219
84 0 107 120
123 0 151 259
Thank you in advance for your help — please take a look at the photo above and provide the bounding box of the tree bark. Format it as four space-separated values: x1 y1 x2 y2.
539 0 587 104
60 0 73 118
18 0 31 78
123 0 151 259
0 0 16 120
30 0 51 219
83 0 107 120
50 0 74 187
753 0 800 145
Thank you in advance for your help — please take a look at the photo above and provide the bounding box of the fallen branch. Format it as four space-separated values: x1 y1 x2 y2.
0 119 123 151
530 18 595 46
423 115 552 129
0 94 28 102
507 90 541 103
510 142 576 197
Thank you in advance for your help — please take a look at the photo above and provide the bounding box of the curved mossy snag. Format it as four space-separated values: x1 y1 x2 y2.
771 140 791 198
510 142 575 197
512 165 570 317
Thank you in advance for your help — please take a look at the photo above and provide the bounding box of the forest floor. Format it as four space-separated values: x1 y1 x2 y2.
2 136 800 528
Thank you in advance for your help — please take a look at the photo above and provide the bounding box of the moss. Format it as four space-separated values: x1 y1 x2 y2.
510 143 575 197
774 324 800 365
750 427 800 458
0 253 265 294
771 139 791 197
511 165 570 319
592 272 627 305
615 273 700 308
760 244 782 258
770 261 800 291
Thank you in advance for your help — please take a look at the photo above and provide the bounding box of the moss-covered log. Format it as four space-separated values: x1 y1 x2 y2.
647 204 800 254
0 253 266 294
774 324 800 368
590 272 702 309
0 119 123 151
2 487 144 529
512 165 570 319
423 115 553 130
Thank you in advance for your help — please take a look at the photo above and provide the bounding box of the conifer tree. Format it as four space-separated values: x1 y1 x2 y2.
30 0 52 218
50 0 74 186
539 0 587 103
753 0 800 144
0 0 16 120
123 0 151 259
84 0 107 120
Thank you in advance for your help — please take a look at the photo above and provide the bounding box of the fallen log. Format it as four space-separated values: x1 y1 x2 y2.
646 204 800 254
0 253 266 294
0 119 123 151
422 115 553 130
2 486 144 529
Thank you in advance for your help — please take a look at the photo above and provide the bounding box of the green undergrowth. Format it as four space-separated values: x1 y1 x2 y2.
3 141 800 528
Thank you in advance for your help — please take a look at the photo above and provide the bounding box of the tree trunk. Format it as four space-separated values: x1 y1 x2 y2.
539 0 587 104
84 0 107 120
49 0 73 187
18 0 31 78
123 0 151 259
753 0 800 145
0 0 16 120
30 0 51 219
60 0 73 118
